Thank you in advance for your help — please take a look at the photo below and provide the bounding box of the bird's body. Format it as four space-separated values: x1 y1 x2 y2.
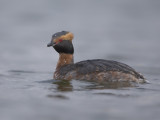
54 59 144 83
47 31 145 83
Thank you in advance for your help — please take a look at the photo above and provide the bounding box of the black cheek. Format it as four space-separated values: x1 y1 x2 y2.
53 41 74 54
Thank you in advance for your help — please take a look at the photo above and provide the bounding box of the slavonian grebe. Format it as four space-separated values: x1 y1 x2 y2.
47 31 145 83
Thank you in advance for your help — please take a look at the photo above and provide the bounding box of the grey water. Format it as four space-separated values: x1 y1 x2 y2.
0 0 160 120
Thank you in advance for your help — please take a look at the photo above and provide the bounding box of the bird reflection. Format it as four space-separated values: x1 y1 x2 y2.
52 80 73 92
52 79 138 92
83 81 138 90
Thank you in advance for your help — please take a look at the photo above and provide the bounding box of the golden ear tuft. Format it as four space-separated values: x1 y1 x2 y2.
60 32 74 41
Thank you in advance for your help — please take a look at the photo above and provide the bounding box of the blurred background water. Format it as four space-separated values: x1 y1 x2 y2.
0 0 160 120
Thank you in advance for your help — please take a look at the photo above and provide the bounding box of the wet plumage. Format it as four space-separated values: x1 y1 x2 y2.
55 59 144 82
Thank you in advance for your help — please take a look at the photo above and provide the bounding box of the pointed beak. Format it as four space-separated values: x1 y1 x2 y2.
47 41 56 47
47 42 52 47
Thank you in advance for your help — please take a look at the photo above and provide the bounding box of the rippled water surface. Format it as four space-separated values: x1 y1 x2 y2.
0 0 160 120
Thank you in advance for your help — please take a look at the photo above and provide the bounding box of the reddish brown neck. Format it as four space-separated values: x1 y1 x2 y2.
56 53 74 71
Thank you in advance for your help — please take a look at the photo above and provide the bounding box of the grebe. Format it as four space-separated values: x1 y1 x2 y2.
47 31 145 83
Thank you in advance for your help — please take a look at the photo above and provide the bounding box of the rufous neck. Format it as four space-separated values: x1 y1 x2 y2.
56 53 74 71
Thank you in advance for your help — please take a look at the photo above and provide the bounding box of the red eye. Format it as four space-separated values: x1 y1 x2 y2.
59 39 63 42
